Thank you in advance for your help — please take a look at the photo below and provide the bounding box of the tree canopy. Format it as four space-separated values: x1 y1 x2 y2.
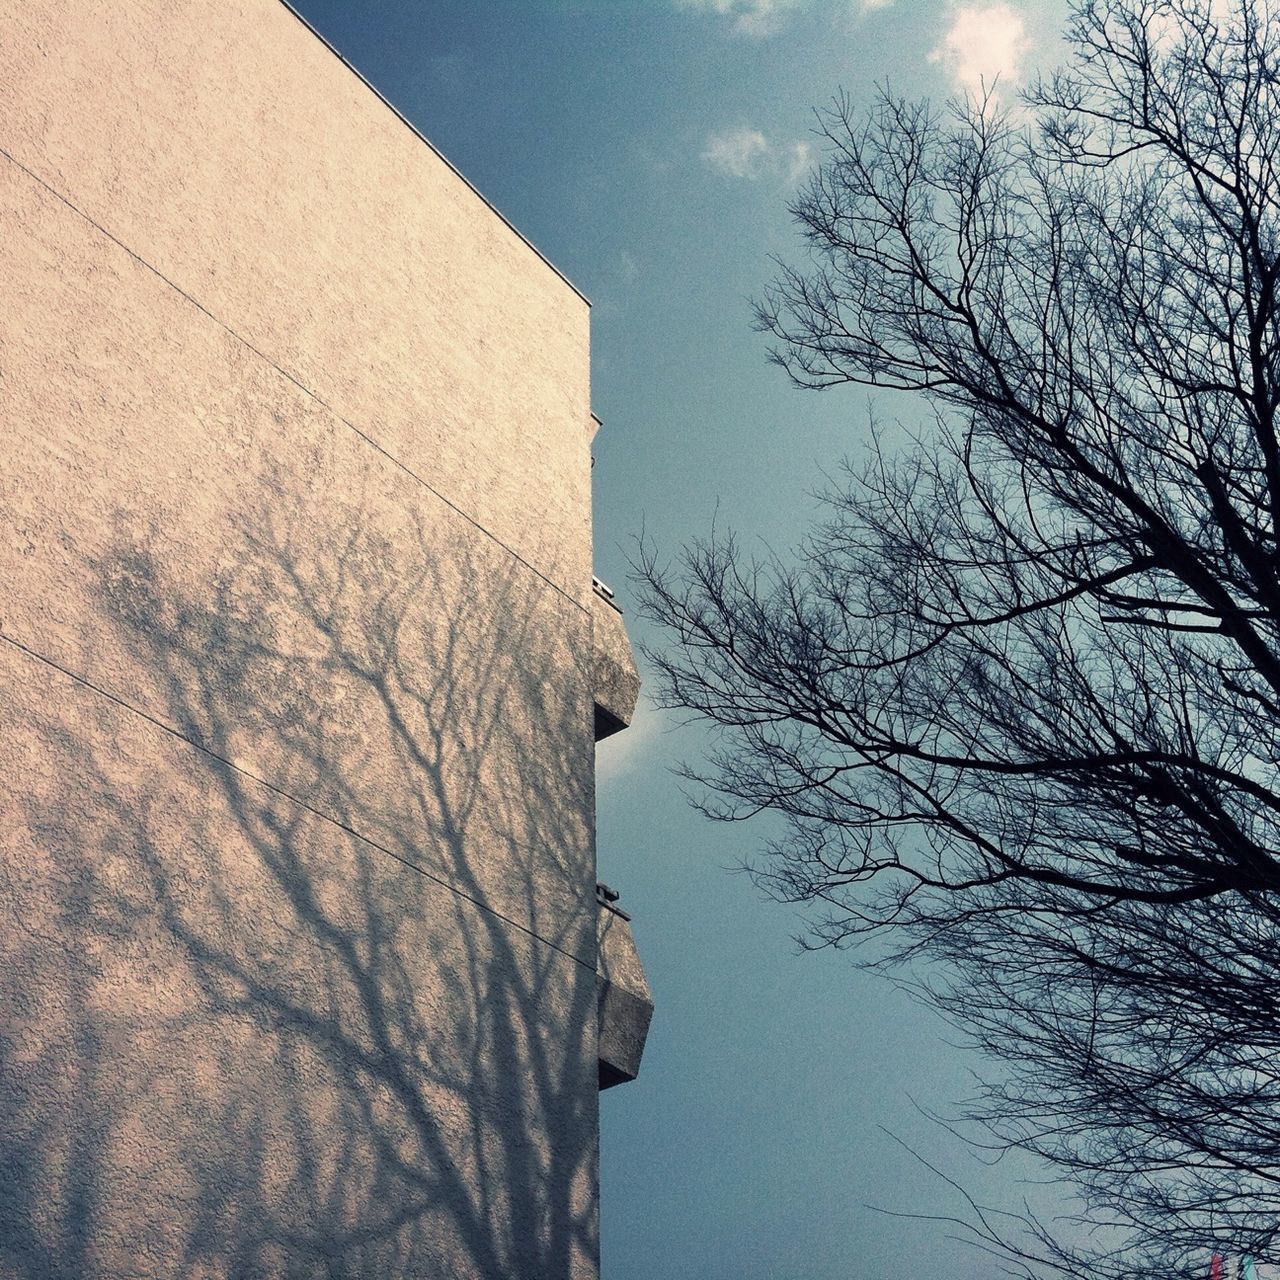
636 2 1280 1274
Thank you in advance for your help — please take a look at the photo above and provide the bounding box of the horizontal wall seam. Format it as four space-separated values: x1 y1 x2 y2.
0 145 590 620
0 629 599 973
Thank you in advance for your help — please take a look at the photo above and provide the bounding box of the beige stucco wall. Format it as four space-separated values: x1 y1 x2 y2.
0 2 601 1276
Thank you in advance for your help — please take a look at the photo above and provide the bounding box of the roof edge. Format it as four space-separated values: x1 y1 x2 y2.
276 0 591 308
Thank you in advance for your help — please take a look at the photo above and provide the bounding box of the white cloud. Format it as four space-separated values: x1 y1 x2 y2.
702 128 815 182
681 0 891 34
678 0 801 38
930 4 1030 94
703 126 773 178
785 139 814 182
596 693 667 789
1146 0 1236 56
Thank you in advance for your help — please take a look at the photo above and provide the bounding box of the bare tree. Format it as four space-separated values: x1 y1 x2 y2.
903 875 1280 1276
636 1 1280 1273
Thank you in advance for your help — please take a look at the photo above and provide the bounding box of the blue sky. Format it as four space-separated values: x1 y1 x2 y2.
289 2 1075 1274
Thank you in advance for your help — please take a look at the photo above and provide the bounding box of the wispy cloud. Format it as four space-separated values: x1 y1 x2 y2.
596 693 667 789
702 126 773 178
930 4 1030 94
858 0 895 11
703 127 814 182
677 0 801 38
785 139 814 182
427 52 470 94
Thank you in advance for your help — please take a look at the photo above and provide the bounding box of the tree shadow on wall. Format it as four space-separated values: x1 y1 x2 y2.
0 491 600 1280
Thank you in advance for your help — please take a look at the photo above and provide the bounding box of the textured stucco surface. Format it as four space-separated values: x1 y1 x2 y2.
0 645 600 1278
0 2 604 1275
0 160 594 960
0 0 592 606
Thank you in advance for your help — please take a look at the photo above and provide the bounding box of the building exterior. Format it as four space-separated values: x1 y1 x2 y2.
0 2 648 1276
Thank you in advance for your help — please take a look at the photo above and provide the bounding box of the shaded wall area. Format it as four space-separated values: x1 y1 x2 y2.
0 5 600 1273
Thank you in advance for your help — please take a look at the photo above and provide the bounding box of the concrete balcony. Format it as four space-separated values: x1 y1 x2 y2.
596 884 654 1090
591 578 640 741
